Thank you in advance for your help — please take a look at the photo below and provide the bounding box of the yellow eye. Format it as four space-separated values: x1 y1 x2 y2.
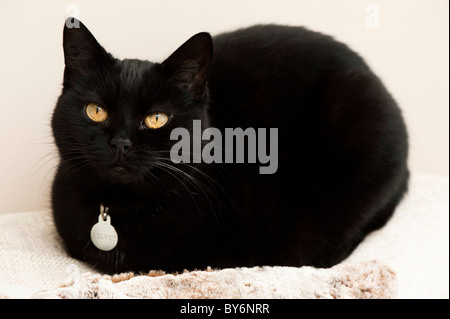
145 112 169 129
86 103 108 122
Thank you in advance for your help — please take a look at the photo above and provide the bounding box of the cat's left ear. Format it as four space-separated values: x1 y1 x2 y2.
62 18 110 82
162 32 213 99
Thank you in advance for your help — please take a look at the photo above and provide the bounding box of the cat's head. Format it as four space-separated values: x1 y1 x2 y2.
52 18 212 186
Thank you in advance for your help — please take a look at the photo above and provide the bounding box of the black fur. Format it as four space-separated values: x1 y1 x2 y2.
51 18 409 273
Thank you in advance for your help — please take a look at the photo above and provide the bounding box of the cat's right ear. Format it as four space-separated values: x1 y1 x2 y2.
161 32 213 100
63 17 108 81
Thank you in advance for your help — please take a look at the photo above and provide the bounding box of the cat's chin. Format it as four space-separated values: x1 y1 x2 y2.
102 165 141 185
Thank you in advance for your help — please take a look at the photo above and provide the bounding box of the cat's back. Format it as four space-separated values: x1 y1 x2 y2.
210 24 369 84
208 24 372 128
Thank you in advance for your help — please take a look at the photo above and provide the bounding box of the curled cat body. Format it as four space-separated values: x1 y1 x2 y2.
51 18 409 274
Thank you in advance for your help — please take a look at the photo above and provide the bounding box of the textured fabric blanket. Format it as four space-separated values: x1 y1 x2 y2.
0 173 448 299
33 260 395 299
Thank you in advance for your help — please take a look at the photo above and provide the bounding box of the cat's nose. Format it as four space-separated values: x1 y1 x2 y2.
110 137 132 156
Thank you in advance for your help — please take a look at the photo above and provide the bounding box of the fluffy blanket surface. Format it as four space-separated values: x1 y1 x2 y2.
33 260 395 299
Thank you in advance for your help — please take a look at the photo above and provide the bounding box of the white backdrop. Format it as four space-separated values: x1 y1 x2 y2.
0 0 448 213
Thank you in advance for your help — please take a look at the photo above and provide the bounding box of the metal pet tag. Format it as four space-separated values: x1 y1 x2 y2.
90 208 118 251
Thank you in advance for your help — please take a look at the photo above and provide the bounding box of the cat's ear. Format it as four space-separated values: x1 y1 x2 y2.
62 18 109 80
162 32 213 99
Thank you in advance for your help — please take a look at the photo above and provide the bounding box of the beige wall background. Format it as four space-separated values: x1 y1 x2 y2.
0 0 448 214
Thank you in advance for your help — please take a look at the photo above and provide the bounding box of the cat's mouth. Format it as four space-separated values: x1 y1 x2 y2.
111 164 128 174
104 161 139 184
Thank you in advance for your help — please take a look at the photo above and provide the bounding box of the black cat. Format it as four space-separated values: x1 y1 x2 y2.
51 18 409 274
